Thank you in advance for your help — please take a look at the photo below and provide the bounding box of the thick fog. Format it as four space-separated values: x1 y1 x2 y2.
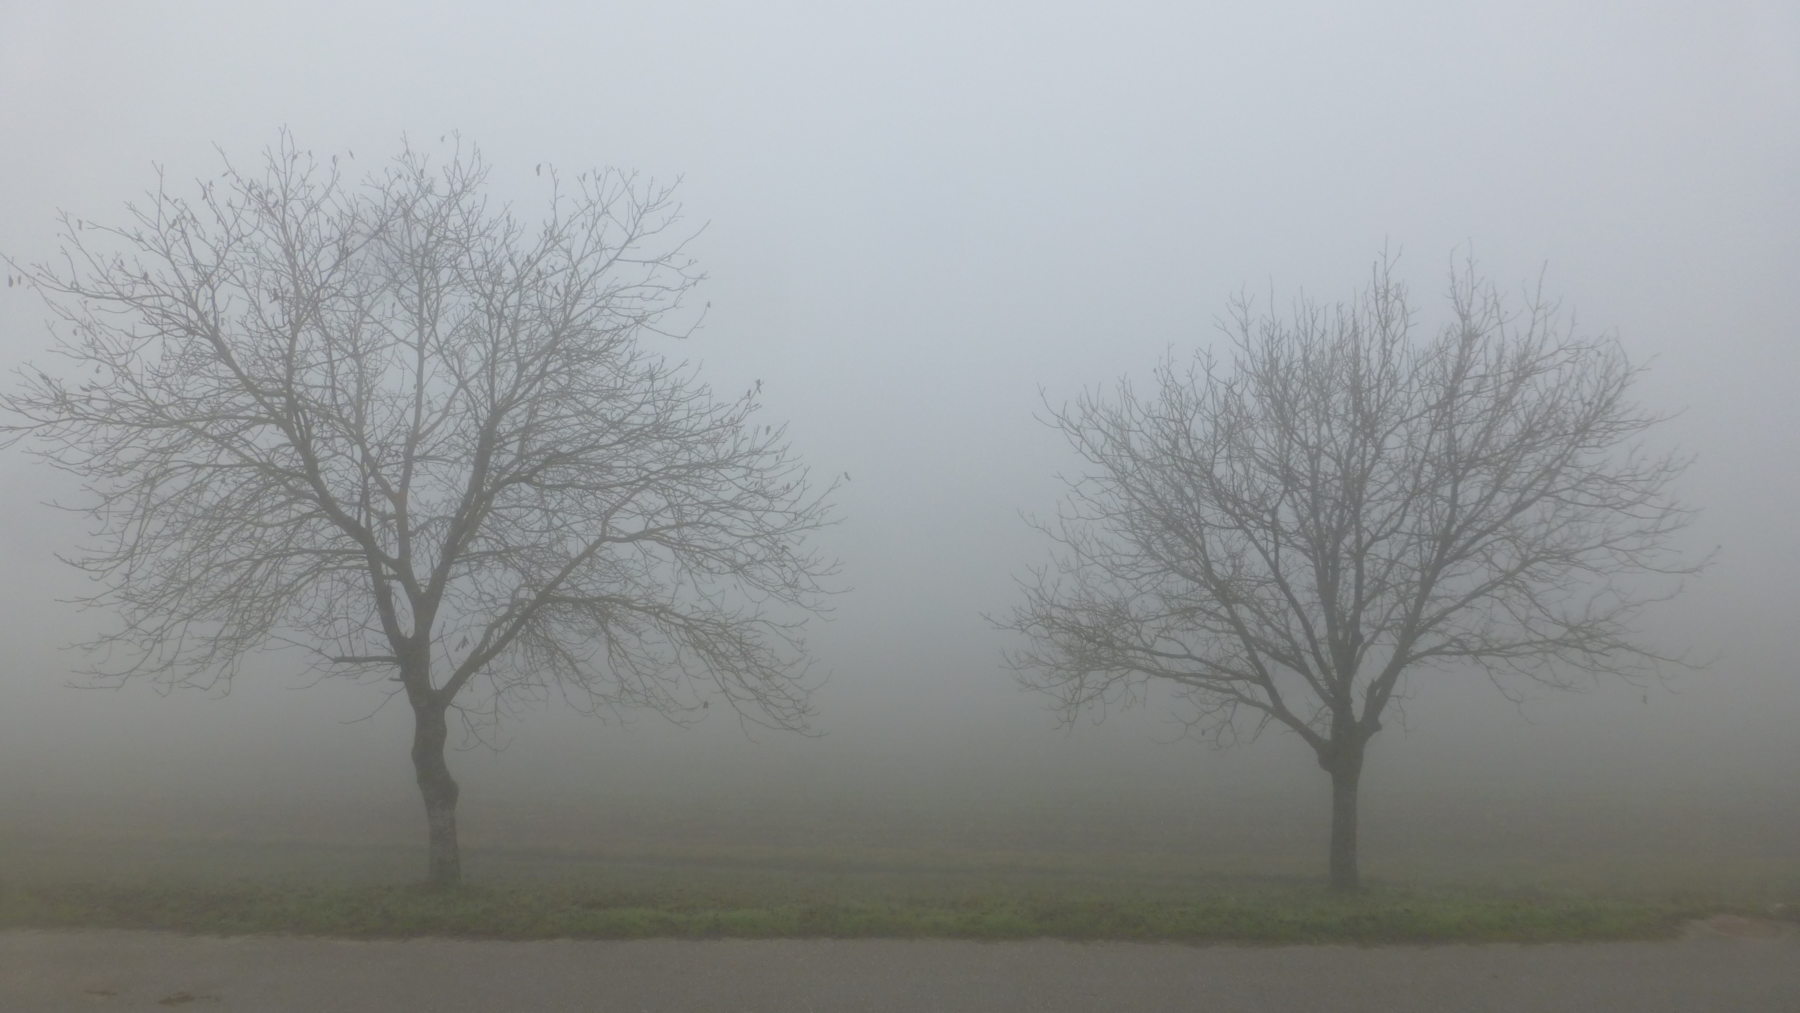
1 2 1795 877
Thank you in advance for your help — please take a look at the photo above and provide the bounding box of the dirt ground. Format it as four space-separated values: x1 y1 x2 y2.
4 925 1797 1012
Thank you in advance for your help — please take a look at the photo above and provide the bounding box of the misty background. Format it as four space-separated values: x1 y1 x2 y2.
0 1 1795 882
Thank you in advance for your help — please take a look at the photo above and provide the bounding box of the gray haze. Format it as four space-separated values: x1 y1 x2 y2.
1 1 1796 877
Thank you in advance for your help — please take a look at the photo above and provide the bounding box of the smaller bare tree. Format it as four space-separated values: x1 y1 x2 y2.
2 133 839 886
997 254 1700 891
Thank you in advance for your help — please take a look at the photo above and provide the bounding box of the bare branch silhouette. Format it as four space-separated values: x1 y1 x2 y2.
996 252 1702 891
2 132 841 886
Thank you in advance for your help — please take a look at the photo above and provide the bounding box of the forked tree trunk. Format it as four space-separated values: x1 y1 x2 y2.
411 703 462 888
1327 756 1363 892
1320 728 1367 893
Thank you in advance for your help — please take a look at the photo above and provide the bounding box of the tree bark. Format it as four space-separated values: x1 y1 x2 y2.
410 702 462 888
1326 742 1364 893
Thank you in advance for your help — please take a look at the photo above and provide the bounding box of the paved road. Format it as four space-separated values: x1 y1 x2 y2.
4 927 1798 1012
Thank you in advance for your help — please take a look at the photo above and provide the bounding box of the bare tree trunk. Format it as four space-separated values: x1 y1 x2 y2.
1326 740 1364 893
410 703 462 888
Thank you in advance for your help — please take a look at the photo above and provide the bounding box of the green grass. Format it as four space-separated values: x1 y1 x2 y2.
2 836 1778 944
0 878 1717 943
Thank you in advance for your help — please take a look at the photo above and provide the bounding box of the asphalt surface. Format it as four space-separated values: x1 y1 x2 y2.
4 927 1798 1012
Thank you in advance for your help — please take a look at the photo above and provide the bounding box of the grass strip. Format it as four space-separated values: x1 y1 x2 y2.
0 879 1712 944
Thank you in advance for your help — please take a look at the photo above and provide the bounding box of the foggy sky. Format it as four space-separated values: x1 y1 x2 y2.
0 1 1795 853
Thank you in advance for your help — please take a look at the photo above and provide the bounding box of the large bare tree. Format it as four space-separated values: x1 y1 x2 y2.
1 135 838 886
998 256 1699 891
